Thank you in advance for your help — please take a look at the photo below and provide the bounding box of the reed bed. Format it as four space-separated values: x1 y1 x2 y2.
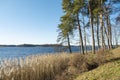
0 53 72 80
0 50 111 80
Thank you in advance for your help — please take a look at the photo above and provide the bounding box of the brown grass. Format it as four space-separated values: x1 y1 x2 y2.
0 53 71 80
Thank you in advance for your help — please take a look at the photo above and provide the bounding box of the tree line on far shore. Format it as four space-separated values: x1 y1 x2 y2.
57 0 120 54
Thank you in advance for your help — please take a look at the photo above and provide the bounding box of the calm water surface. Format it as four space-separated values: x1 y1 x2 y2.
0 46 82 59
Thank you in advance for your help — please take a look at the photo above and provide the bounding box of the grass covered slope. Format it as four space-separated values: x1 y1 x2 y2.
75 47 120 80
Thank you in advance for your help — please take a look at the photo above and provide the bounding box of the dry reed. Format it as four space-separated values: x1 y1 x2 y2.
0 50 111 80
0 53 71 80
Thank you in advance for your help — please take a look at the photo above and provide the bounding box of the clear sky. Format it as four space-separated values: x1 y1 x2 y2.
0 0 63 45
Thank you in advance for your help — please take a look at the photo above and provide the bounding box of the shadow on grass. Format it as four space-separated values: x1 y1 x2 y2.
107 57 120 63
87 62 99 71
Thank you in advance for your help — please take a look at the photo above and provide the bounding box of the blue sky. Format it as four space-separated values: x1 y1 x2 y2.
0 0 63 45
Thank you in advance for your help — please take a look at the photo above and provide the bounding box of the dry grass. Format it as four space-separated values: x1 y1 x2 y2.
0 53 71 80
0 48 115 80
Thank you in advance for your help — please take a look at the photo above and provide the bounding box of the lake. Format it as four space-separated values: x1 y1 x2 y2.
0 46 87 59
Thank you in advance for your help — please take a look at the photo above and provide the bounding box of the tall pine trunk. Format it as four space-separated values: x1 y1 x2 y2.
96 16 100 50
99 0 106 50
83 16 87 53
108 16 113 49
103 23 110 50
89 1 95 54
100 13 106 49
106 11 112 49
106 13 111 50
77 14 84 54
67 33 72 53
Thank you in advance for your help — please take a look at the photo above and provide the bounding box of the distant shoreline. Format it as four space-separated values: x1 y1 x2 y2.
0 44 119 48
0 44 63 47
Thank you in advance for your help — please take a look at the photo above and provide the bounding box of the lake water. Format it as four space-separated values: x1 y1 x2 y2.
0 46 86 59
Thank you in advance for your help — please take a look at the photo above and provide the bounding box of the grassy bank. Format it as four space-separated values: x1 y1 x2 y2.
74 58 120 80
0 48 119 80
74 47 120 80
